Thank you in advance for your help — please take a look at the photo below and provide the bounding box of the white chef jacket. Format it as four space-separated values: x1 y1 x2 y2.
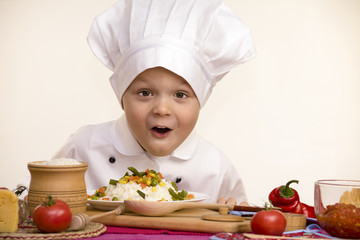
53 115 247 203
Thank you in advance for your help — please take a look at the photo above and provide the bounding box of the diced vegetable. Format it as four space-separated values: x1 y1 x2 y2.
137 190 146 199
171 181 178 191
187 194 194 200
168 188 189 201
128 167 146 177
151 178 158 186
109 179 117 185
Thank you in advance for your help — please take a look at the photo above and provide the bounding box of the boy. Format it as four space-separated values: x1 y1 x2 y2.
54 0 256 204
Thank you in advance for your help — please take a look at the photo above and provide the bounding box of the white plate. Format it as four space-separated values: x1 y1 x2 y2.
87 191 209 211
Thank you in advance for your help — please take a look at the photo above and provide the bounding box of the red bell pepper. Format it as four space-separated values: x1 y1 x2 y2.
301 202 316 218
269 180 301 212
268 180 315 218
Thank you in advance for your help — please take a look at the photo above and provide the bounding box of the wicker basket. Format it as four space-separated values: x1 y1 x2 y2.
284 213 307 231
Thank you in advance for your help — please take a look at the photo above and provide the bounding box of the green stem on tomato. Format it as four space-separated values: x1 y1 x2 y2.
46 195 56 206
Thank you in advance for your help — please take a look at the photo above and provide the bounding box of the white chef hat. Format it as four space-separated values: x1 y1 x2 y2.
88 0 255 107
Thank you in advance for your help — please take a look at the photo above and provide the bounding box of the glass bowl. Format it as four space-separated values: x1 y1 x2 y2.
314 180 360 239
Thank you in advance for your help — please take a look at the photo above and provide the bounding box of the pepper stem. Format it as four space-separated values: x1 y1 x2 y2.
279 180 299 198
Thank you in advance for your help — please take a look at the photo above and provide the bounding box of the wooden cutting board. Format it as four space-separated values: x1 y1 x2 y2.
86 207 251 233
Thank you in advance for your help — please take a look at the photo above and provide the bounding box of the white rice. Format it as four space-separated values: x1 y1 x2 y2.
105 179 177 201
36 158 81 165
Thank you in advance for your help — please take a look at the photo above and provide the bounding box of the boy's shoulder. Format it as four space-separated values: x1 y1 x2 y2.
193 133 229 160
68 119 117 147
74 120 116 135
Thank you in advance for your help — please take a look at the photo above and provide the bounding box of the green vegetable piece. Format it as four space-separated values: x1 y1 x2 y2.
137 190 146 199
168 188 180 201
112 197 119 201
179 190 188 199
151 178 158 187
171 181 179 191
128 167 141 177
109 179 118 185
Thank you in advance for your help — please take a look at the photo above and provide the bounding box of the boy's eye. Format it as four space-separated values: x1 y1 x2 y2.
174 92 188 99
138 90 152 97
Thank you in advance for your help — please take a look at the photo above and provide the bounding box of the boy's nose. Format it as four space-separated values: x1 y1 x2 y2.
153 97 172 116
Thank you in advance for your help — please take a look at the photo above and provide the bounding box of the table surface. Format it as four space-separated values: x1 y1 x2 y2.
76 221 336 240
81 225 213 240
76 223 335 240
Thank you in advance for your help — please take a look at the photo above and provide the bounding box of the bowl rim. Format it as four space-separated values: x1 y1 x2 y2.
315 179 360 186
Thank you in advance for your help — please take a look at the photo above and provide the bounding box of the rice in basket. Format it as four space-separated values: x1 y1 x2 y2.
34 158 81 165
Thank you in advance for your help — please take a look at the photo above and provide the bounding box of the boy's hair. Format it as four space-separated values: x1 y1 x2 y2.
88 0 255 107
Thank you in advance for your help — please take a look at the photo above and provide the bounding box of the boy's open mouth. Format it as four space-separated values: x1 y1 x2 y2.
152 126 171 134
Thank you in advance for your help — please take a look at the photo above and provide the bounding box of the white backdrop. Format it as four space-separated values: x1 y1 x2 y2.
1 0 359 206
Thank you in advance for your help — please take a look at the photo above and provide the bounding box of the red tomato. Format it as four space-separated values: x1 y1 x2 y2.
32 195 72 233
250 210 286 236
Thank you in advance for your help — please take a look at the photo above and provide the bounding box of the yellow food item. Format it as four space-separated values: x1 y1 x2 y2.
340 188 360 208
0 189 19 233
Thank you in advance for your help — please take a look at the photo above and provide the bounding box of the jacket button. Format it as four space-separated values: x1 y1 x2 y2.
109 157 116 163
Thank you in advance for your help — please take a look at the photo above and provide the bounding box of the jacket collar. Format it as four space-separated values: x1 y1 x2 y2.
112 115 198 160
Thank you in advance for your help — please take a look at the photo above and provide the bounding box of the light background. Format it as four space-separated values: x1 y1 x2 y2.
1 0 359 206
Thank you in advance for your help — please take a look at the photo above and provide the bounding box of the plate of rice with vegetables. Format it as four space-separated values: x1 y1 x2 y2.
87 167 209 210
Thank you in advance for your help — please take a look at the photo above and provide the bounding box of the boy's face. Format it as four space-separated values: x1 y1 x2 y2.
122 67 200 156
